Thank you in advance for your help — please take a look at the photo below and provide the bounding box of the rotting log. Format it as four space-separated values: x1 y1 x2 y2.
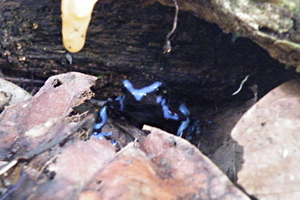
0 0 294 103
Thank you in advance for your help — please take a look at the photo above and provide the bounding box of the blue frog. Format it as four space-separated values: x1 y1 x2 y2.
92 79 201 142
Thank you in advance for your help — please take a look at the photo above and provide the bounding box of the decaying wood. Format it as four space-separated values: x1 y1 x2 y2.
0 0 295 103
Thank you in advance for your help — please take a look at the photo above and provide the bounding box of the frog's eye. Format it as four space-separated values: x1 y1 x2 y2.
61 0 98 53
156 86 167 96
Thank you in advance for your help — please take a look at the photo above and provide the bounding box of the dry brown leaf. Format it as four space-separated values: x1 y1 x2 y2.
27 138 115 200
0 78 32 113
0 138 115 199
232 80 300 199
80 126 249 200
0 72 97 160
141 125 249 200
79 142 177 200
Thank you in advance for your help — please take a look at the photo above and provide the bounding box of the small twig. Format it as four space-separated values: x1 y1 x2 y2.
232 75 249 96
163 0 179 54
1 76 45 84
0 159 19 176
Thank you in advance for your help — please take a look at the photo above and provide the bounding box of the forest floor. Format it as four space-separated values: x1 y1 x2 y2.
0 1 299 199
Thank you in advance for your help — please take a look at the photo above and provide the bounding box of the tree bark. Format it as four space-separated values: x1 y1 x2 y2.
0 0 294 103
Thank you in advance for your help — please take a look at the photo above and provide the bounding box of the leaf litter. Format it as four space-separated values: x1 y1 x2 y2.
232 80 300 200
0 72 250 199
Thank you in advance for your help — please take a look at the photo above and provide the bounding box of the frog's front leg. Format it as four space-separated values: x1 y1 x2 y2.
92 106 113 140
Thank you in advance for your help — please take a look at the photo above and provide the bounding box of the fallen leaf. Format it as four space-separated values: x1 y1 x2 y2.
80 126 249 200
27 138 115 200
0 72 111 199
0 78 32 106
232 80 300 199
0 72 97 160
141 125 249 200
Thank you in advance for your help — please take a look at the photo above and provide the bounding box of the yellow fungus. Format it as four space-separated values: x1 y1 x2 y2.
61 0 98 53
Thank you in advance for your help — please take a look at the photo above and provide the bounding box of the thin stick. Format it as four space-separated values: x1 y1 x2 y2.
1 76 44 84
232 75 249 96
163 0 179 54
0 159 19 176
